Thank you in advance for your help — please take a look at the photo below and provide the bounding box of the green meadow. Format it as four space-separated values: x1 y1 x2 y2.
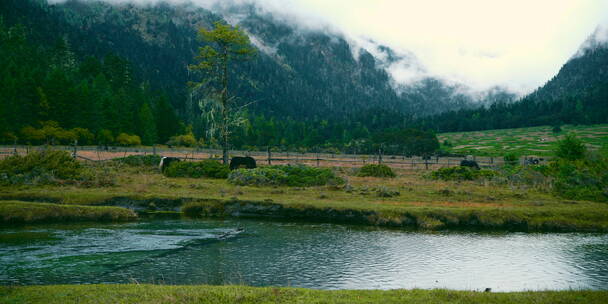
438 124 608 156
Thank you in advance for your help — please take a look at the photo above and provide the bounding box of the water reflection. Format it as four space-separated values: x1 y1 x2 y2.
1 219 607 291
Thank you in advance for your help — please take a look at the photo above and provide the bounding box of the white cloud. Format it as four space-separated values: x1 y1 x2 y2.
48 0 608 94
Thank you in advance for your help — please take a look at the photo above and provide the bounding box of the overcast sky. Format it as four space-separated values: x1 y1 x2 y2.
257 0 608 94
50 0 608 94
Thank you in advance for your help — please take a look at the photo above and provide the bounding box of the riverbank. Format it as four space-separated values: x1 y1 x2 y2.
1 285 606 304
0 201 136 224
1 165 607 231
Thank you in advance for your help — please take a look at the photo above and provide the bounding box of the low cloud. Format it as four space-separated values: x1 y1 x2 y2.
47 0 608 95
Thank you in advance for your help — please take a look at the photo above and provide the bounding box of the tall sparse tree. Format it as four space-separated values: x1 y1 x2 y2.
190 21 256 164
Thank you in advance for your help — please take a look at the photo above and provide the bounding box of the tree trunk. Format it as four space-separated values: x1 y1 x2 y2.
221 49 229 165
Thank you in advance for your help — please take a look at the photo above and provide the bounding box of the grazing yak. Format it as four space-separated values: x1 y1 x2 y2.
159 157 181 172
460 159 480 170
525 157 543 165
229 156 257 170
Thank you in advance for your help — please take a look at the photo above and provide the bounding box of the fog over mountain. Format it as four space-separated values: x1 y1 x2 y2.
47 0 608 96
23 0 608 121
2 0 608 149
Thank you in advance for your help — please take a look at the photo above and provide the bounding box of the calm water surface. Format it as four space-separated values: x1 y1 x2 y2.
1 219 607 291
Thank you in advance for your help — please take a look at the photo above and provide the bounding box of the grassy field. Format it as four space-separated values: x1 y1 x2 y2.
1 164 607 232
0 200 136 224
1 285 606 304
438 124 608 156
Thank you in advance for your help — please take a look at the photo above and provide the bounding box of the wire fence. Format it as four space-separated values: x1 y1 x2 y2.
0 145 549 170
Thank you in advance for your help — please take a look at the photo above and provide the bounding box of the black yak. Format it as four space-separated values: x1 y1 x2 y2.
230 156 257 170
159 157 181 172
460 159 480 170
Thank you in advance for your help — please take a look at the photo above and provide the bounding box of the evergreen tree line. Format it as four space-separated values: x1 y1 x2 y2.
0 23 182 146
412 94 608 133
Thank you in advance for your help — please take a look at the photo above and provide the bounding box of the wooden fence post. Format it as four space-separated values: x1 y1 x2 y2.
425 158 429 170
316 153 320 167
267 147 272 165
72 140 78 159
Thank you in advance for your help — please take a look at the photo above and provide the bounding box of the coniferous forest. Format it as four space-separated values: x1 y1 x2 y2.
1 0 607 155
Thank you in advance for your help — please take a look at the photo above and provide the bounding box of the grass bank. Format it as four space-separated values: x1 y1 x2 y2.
0 285 606 304
180 198 608 232
1 163 607 231
0 201 137 224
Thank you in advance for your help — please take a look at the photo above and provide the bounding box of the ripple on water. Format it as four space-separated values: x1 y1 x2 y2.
0 220 607 291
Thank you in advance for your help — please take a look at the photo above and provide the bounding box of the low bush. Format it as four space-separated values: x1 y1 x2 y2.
228 165 344 187
376 186 400 198
503 153 519 165
116 133 141 146
357 164 396 178
494 164 552 190
0 150 82 185
549 157 608 202
431 166 497 181
555 134 586 161
167 133 197 147
113 155 161 167
163 160 229 179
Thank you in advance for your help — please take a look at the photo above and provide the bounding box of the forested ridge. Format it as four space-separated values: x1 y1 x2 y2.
1 0 606 153
413 42 608 132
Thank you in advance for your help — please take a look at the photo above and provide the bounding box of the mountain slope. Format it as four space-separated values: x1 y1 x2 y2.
414 32 608 132
5 0 515 122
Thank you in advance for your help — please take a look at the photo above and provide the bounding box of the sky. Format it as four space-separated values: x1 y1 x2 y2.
49 0 608 94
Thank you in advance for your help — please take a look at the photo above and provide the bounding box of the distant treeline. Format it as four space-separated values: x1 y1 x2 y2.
413 45 608 132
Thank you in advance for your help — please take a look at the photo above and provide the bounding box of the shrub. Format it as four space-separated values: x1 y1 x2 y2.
97 129 114 146
228 168 288 186
228 165 344 187
431 166 497 181
113 155 162 167
164 160 229 179
552 125 562 134
167 133 197 147
549 157 608 202
0 150 82 185
494 164 552 190
556 134 586 161
357 164 396 178
71 128 95 145
503 153 519 165
376 186 400 197
116 133 141 146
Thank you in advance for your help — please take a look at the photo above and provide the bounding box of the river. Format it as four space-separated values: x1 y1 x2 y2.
1 218 607 291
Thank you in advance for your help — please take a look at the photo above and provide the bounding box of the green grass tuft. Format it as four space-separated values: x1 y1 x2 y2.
0 201 137 224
